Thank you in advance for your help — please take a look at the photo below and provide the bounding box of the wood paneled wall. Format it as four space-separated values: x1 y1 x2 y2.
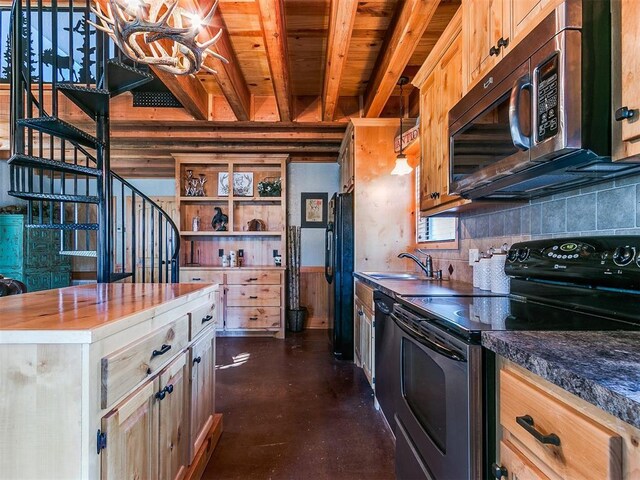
299 266 329 329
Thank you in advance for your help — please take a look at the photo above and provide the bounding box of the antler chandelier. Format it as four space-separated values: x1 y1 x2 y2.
90 0 229 75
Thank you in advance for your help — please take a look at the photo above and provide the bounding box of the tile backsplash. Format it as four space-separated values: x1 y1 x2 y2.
420 174 640 284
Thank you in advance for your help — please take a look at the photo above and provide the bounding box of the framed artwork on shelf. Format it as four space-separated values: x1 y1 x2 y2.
301 192 327 228
233 172 254 196
217 172 229 196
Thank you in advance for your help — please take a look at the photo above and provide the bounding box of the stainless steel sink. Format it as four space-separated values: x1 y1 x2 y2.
362 272 424 281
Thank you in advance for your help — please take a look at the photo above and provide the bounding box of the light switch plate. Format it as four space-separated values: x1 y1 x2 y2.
469 248 480 265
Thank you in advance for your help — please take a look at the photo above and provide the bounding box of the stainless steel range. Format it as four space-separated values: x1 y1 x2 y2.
389 236 640 480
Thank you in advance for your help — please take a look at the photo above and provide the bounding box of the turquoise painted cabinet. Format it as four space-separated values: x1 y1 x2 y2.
0 214 71 292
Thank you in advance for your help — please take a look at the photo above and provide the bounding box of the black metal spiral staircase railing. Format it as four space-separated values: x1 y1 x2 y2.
7 0 179 283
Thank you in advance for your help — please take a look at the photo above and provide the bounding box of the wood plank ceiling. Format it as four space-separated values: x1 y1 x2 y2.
99 0 461 176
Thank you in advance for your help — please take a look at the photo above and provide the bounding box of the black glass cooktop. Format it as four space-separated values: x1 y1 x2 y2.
397 294 640 342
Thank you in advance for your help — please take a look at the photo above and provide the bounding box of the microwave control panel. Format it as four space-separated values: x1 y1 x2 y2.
536 54 559 143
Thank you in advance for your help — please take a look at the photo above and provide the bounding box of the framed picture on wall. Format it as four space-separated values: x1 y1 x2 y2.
301 192 328 228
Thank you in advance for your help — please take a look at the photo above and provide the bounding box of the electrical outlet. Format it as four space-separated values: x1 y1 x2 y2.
469 248 480 265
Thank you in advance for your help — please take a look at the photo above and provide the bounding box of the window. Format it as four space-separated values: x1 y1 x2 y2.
415 166 458 247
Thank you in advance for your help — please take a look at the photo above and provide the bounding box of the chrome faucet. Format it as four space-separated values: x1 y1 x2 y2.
398 252 433 278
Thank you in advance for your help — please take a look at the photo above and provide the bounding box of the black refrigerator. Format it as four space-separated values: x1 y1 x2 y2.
324 192 354 360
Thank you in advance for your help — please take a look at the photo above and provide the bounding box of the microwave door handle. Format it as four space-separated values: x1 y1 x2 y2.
509 75 532 151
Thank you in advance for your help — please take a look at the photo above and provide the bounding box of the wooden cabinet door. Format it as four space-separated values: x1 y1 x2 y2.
189 327 216 462
613 0 640 159
101 380 159 480
509 0 562 51
361 307 373 386
435 31 463 205
158 352 189 480
340 131 355 192
463 0 505 89
419 72 440 211
499 439 550 480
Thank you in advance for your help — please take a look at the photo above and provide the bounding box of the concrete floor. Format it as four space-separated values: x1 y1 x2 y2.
202 330 395 480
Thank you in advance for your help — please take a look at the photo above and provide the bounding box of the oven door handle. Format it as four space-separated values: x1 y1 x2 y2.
392 313 466 363
509 75 532 151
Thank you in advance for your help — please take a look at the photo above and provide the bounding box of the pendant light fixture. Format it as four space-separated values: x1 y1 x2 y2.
391 76 413 176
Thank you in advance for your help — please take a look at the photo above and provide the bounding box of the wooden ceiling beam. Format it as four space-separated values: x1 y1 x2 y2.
363 0 441 118
322 0 359 122
192 0 252 121
150 67 210 120
256 0 293 121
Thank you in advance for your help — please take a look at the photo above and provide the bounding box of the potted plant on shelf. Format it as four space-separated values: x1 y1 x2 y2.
286 226 306 332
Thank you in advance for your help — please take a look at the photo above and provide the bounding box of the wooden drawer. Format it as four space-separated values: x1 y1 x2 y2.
354 279 374 311
500 369 622 479
226 270 281 285
179 269 223 284
226 307 281 329
101 317 189 409
189 300 216 340
226 285 281 307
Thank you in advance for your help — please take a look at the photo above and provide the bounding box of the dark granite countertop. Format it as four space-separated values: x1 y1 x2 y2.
354 272 501 298
482 331 640 430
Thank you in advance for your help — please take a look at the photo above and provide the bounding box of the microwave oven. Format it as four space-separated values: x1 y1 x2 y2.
448 0 640 199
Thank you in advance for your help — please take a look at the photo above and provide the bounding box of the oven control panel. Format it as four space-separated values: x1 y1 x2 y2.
505 236 640 290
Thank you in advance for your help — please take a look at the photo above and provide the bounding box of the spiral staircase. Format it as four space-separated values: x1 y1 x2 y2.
7 0 179 283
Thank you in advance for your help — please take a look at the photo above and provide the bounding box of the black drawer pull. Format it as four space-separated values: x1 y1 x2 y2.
192 277 202 281
489 44 500 56
202 314 213 324
516 415 561 446
155 384 173 400
491 463 508 479
615 106 636 122
249 317 258 321
193 356 202 365
249 295 258 299
152 344 171 357
248 277 258 281
497 36 509 50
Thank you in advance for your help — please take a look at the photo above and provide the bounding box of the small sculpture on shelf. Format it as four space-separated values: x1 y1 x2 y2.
212 207 228 231
257 177 282 197
247 218 266 231
184 170 207 197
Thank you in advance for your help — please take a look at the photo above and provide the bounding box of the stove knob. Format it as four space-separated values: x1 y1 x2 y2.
507 249 518 262
517 248 530 262
613 246 635 266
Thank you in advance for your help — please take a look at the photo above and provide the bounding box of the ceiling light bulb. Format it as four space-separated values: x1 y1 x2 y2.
391 154 412 176
189 13 204 30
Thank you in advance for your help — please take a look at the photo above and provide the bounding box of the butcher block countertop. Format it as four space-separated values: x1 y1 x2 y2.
0 283 217 344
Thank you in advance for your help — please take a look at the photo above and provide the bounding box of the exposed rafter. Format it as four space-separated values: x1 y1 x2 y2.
363 0 441 118
150 66 210 120
192 0 252 121
256 0 293 121
322 0 358 122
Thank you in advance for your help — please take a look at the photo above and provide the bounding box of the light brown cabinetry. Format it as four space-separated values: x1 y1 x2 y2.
0 284 222 480
354 279 375 387
183 267 285 337
339 130 355 193
413 9 469 214
462 0 562 92
174 153 287 337
495 362 640 480
612 0 640 161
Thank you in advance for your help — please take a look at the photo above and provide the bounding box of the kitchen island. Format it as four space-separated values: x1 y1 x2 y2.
0 283 221 480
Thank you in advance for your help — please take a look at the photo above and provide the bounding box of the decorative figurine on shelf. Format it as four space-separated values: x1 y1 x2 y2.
212 207 228 231
257 177 282 197
195 174 207 197
247 218 266 231
184 170 196 196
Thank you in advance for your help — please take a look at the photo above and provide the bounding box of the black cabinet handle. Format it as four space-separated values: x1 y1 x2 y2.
248 277 258 282
155 384 173 400
489 45 500 56
192 277 202 281
497 36 509 50
249 296 258 299
193 356 202 365
615 106 636 122
152 344 171 357
491 463 508 479
516 415 561 446
249 317 258 321
201 314 213 324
